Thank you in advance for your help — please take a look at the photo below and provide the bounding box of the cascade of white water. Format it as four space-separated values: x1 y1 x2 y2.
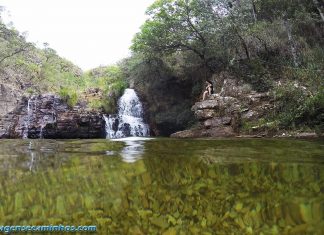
103 115 117 139
104 89 150 139
21 95 60 139
23 98 32 139
39 124 44 139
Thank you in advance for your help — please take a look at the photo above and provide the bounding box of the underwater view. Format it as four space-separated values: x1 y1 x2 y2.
0 138 323 234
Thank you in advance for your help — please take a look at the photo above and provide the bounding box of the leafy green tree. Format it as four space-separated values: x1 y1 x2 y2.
0 22 33 65
133 0 323 70
132 0 228 72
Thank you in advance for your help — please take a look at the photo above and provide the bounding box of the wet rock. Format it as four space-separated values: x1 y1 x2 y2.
112 117 119 132
0 94 105 139
206 126 235 137
294 132 318 139
171 126 235 138
170 129 204 138
119 123 130 137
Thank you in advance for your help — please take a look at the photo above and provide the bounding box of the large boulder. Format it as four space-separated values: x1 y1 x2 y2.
204 117 232 128
172 94 241 138
192 95 239 111
171 80 274 138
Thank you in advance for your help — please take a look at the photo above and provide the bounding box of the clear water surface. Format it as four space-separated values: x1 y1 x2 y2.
0 138 323 234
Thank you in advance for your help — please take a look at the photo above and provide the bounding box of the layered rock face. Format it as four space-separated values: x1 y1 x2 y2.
0 94 105 139
171 95 241 138
171 79 273 138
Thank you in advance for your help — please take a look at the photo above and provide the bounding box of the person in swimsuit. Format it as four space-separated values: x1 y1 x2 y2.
203 80 214 100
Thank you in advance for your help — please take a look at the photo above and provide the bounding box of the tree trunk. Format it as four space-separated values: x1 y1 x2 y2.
251 0 257 22
283 20 298 67
313 0 324 22
237 32 250 60
255 35 269 54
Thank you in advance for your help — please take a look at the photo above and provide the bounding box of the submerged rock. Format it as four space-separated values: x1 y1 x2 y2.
171 126 235 138
170 129 204 138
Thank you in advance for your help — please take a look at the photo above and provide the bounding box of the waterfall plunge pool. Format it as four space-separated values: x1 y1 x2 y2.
0 138 323 234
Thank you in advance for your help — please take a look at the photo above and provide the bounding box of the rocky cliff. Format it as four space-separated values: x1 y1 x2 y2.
0 83 23 117
171 79 274 138
0 94 105 139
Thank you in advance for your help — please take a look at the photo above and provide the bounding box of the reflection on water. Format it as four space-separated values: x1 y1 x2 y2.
27 142 36 171
0 138 323 234
113 137 152 163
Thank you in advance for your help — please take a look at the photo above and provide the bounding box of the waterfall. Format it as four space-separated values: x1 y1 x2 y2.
103 115 117 139
104 89 150 139
39 124 44 139
23 98 32 139
22 95 57 139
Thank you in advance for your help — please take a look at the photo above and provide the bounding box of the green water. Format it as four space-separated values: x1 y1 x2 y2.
0 138 323 234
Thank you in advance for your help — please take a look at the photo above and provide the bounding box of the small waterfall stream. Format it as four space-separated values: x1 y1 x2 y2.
22 95 56 139
104 89 150 139
23 98 32 139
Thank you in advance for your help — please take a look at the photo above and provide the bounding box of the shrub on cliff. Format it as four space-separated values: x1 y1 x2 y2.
85 65 128 114
274 83 324 134
59 87 78 108
300 90 324 135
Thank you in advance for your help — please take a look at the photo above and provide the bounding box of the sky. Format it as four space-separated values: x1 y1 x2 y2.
0 0 155 70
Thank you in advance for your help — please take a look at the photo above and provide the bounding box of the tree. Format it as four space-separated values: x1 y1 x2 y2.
133 0 324 73
0 21 33 65
132 0 230 72
131 0 263 71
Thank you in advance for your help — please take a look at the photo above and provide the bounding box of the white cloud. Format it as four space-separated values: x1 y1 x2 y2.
0 0 155 70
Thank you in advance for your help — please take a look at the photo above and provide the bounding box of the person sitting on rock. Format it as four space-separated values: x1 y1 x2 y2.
203 80 214 100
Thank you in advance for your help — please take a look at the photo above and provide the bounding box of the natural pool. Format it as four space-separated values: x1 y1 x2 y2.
0 138 323 234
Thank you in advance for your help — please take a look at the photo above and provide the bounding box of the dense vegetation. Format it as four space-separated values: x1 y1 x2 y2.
126 0 324 135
